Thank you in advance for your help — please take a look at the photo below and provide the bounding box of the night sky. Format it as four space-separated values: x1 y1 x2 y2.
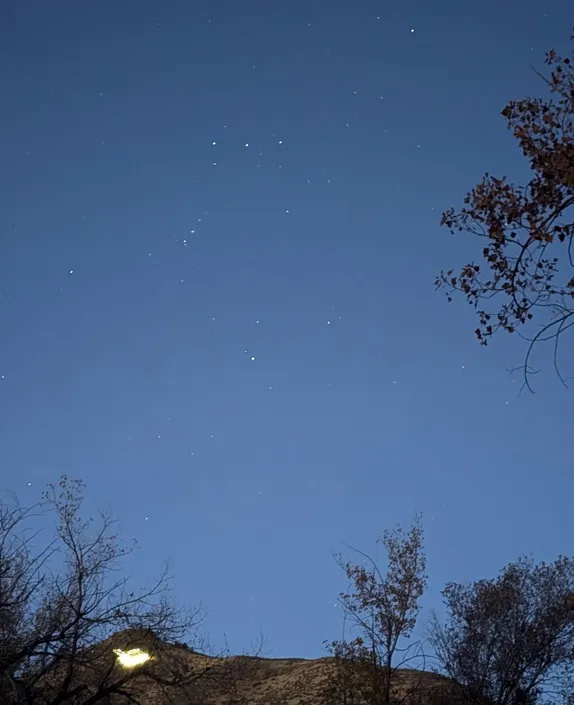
1 1 572 660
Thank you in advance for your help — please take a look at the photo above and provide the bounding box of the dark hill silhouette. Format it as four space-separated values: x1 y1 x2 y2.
39 628 471 705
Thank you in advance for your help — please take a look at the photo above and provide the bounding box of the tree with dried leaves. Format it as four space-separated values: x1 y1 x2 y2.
435 30 574 391
324 515 428 705
0 475 211 705
427 555 574 705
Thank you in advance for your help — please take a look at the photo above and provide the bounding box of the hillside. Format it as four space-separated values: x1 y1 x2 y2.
48 629 467 705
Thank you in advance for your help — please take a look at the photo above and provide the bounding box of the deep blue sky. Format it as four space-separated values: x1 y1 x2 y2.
1 0 572 660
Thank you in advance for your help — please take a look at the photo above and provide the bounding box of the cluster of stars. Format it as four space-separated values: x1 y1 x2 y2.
12 12 532 538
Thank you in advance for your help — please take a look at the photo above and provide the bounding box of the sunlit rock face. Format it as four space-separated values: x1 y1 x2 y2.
113 648 152 669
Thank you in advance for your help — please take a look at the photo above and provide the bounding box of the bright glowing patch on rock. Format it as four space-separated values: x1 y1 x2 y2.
113 648 151 668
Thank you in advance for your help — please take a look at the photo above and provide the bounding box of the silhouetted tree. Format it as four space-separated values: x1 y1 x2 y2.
0 476 210 705
427 555 574 705
324 515 428 705
435 30 574 391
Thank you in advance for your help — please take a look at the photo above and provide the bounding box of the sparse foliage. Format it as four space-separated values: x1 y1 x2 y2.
324 515 428 705
435 30 574 390
427 555 574 705
0 476 208 705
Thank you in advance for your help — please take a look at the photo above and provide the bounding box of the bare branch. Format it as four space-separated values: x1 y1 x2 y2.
0 475 208 705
